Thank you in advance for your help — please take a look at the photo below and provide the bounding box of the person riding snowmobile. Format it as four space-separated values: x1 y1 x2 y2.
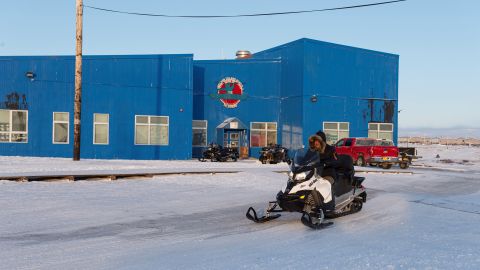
308 131 337 185
315 130 354 185
246 135 367 228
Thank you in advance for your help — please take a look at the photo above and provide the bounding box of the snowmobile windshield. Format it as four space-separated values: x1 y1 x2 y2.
291 148 321 173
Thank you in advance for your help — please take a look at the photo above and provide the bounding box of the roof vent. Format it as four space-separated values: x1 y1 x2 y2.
236 50 252 59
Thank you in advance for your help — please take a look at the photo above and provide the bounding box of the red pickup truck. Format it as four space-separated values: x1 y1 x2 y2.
334 138 402 169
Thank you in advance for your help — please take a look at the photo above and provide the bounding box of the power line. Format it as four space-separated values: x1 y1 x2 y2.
84 0 407 19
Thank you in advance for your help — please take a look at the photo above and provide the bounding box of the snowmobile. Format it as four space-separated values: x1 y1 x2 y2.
246 148 367 229
199 143 239 162
259 144 289 164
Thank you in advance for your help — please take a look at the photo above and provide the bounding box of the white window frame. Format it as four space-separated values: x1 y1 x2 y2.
250 122 277 147
323 122 350 145
93 113 109 145
0 109 28 143
52 112 69 144
134 115 169 146
192 120 207 147
368 122 394 140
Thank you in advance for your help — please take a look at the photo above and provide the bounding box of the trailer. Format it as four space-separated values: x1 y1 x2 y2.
398 147 422 169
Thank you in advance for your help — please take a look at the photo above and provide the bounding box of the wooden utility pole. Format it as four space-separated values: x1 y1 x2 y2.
73 0 83 161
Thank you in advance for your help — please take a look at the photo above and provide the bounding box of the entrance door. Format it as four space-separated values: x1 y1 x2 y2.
224 131 240 148
223 129 248 157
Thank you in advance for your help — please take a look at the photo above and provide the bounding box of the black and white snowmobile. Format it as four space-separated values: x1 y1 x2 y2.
246 148 367 229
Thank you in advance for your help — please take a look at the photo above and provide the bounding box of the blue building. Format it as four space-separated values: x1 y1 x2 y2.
0 54 193 159
193 38 399 158
0 38 398 160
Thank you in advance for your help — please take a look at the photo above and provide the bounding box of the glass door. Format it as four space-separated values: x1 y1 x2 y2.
229 132 239 148
223 130 240 150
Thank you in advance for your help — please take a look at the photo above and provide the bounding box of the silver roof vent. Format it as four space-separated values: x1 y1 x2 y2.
236 50 252 59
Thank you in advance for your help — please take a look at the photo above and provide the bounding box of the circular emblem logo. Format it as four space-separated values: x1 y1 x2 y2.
216 77 244 108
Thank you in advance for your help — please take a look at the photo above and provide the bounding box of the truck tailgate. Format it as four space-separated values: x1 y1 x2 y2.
371 146 398 158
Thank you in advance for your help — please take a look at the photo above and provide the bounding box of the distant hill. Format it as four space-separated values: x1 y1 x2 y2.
398 137 480 146
399 127 480 138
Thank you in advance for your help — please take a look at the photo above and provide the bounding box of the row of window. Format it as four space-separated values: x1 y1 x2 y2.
323 122 394 144
0 109 170 146
0 109 393 147
192 120 393 147
53 112 114 144
192 121 278 147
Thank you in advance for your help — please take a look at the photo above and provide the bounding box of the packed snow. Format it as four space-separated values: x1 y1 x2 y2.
1 145 480 269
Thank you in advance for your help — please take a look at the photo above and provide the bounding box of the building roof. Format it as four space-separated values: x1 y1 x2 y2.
216 117 248 130
254 37 398 58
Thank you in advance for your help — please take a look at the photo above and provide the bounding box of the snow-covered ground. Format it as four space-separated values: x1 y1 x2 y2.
1 145 480 269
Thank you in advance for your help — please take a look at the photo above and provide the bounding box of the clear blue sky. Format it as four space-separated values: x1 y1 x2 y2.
1 0 479 132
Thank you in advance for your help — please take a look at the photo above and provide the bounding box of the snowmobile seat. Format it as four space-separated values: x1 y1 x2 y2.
333 173 353 196
320 155 355 196
335 154 354 176
352 176 365 187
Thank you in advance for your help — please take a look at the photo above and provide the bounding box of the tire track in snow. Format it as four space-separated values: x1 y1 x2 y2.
368 188 480 216
0 203 299 246
409 200 480 215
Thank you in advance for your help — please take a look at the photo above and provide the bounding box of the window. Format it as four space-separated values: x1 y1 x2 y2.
250 122 277 147
192 120 207 147
93 113 109 145
135 115 168 145
335 139 345 147
356 139 375 146
53 112 69 144
0 109 28 143
323 122 349 145
375 139 394 146
368 123 393 141
230 133 240 147
345 139 353 147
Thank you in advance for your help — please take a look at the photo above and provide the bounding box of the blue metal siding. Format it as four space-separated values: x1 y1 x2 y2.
254 41 305 149
0 57 75 157
193 59 282 158
301 39 399 144
256 38 399 147
0 54 193 160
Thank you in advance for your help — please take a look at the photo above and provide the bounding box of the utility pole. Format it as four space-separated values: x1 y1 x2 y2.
73 0 83 161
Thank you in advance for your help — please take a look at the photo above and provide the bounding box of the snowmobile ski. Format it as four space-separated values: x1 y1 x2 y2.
300 212 333 229
246 207 281 223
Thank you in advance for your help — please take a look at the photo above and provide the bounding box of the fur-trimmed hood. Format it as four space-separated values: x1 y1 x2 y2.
308 135 326 154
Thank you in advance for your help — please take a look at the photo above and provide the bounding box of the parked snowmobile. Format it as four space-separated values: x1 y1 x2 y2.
246 148 367 229
199 143 239 162
259 144 289 164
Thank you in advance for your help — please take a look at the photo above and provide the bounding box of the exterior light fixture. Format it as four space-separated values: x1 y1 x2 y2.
310 95 318 103
25 71 36 80
179 108 184 112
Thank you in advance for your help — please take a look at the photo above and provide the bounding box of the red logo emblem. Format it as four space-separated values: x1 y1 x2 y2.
214 77 245 108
